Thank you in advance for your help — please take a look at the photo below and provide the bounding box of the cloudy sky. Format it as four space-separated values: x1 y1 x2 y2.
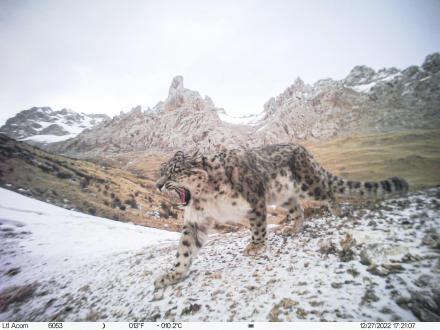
0 0 439 124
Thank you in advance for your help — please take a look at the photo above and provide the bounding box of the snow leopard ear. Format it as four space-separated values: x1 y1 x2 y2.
186 149 202 164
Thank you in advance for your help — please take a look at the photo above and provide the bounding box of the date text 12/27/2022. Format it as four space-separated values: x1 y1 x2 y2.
360 323 416 329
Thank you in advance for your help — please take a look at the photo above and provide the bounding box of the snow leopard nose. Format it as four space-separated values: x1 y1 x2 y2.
156 176 167 191
156 181 164 191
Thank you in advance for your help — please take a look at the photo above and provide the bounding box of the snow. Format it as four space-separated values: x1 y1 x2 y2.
21 133 78 143
0 188 179 293
1 187 439 321
348 73 401 93
55 115 97 135
350 81 378 93
419 75 431 82
381 73 400 82
218 111 265 125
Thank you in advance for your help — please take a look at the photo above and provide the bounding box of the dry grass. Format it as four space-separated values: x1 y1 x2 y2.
0 134 182 231
304 128 440 190
0 282 39 313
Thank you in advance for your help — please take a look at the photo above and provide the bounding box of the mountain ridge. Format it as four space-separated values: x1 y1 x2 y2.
2 52 439 157
0 107 110 145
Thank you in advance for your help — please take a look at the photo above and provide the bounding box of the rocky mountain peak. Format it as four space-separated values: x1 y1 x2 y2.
46 75 252 156
293 77 305 88
0 107 110 145
422 53 440 74
344 65 376 86
169 75 184 95
256 52 440 142
158 76 216 113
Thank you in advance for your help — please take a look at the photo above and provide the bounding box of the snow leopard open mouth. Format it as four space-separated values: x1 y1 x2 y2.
175 187 191 206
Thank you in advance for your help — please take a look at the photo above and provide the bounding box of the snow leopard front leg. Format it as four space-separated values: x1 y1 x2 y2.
154 216 210 289
243 200 268 256
279 196 305 236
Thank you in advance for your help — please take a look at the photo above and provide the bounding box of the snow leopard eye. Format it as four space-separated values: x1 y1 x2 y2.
159 167 166 177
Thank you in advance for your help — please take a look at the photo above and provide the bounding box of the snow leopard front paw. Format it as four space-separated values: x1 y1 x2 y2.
243 242 266 256
154 270 185 289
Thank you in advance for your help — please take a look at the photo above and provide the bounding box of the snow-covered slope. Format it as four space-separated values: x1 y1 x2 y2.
0 107 109 144
1 187 439 321
0 187 179 313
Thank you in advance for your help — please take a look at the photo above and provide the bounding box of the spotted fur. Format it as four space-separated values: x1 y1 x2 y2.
154 144 408 288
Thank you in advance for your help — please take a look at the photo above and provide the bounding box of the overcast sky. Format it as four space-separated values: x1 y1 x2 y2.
0 0 439 124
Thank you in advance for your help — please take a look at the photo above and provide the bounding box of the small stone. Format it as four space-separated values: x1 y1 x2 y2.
347 267 360 277
180 303 201 316
310 300 324 307
380 307 393 314
5 268 20 276
361 288 380 305
212 289 225 296
296 307 307 319
360 249 372 266
319 239 337 255
151 291 164 301
149 307 161 321
382 263 404 273
368 265 389 277
395 296 410 309
401 253 420 262
246 285 257 291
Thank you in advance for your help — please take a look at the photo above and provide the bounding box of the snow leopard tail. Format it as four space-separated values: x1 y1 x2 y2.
327 173 409 198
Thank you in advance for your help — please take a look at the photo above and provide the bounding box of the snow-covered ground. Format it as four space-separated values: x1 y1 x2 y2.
0 188 179 320
1 187 439 321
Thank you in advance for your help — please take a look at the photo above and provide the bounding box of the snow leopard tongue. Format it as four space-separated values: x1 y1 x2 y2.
176 188 191 206
177 188 186 205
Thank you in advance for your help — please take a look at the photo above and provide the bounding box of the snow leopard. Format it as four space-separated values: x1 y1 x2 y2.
154 143 408 288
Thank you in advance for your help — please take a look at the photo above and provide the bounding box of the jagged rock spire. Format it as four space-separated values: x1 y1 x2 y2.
169 75 184 96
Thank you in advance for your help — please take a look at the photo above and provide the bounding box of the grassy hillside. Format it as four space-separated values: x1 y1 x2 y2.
1 128 437 232
0 134 182 231
113 129 440 192
304 129 440 190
